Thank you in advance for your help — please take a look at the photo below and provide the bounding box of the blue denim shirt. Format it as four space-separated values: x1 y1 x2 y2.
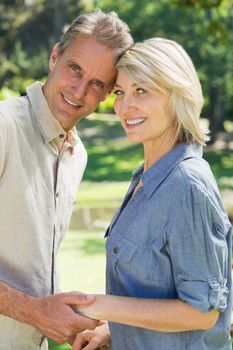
105 143 232 350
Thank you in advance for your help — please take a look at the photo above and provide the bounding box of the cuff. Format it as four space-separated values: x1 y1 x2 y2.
177 278 229 313
209 279 229 312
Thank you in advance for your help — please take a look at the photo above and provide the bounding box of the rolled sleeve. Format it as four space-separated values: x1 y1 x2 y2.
177 278 229 313
168 183 230 313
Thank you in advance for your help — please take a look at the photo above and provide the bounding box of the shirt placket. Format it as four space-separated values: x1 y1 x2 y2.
51 136 71 293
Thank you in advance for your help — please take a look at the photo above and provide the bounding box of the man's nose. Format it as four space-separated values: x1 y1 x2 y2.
72 79 88 98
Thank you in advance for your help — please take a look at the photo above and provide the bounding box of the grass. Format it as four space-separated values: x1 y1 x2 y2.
49 231 106 350
58 231 106 293
77 181 129 208
78 114 233 188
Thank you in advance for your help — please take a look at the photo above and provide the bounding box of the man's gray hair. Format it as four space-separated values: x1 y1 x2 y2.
58 9 134 61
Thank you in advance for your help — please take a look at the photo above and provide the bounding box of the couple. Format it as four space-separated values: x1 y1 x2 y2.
0 9 231 350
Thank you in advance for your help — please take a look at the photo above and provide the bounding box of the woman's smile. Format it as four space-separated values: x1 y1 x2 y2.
125 117 146 128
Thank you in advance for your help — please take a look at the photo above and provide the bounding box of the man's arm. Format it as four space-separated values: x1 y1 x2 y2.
0 281 98 344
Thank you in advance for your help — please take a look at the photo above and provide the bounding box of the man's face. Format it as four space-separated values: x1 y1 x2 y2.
43 35 117 131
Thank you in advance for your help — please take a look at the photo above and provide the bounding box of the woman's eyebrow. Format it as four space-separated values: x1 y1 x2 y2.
114 83 122 88
114 82 138 88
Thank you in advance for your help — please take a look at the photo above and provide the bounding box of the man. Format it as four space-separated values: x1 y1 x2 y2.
0 9 133 350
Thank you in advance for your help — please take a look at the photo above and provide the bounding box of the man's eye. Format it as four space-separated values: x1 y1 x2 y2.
93 80 104 89
70 64 82 75
70 64 78 71
113 90 123 96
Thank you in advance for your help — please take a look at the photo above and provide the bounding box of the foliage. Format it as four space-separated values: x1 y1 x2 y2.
0 0 84 93
203 149 233 187
0 87 19 100
0 0 233 136
96 93 115 113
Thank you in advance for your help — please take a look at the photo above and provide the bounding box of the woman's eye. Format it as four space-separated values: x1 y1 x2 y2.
136 87 147 94
113 90 123 96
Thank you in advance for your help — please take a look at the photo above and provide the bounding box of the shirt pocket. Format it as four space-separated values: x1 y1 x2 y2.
106 234 137 277
106 227 171 288
106 233 162 287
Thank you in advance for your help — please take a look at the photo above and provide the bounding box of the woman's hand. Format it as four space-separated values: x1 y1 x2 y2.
72 322 111 350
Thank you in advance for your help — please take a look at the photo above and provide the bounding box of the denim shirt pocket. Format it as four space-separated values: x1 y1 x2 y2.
106 234 137 277
106 234 137 261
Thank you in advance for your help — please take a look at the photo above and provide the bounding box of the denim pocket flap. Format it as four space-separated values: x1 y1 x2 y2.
106 235 137 263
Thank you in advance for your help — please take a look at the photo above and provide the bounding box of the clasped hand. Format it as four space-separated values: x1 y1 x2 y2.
28 291 98 344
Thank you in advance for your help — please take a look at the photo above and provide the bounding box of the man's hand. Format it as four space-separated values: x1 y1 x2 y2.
24 292 98 344
72 322 111 350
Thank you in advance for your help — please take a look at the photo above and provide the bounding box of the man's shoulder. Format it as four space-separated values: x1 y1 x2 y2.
0 95 30 124
0 94 29 110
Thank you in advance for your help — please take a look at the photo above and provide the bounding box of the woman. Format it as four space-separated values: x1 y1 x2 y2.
72 38 232 350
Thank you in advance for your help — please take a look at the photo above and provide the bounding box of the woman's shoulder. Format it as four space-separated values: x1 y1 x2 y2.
175 155 216 192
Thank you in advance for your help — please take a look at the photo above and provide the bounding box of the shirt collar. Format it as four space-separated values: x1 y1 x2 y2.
26 81 78 146
133 143 203 199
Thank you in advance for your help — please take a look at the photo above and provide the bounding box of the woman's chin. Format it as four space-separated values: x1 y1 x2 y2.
127 135 143 143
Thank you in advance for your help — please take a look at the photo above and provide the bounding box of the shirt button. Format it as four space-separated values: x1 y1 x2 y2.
113 247 119 254
220 300 226 307
55 193 59 198
59 133 65 139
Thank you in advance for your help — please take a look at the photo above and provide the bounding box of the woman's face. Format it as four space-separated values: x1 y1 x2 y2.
114 70 175 145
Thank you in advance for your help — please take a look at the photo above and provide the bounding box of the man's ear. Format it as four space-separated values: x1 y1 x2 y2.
49 43 60 71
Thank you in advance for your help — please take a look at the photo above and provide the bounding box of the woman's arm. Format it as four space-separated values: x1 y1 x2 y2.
77 294 219 332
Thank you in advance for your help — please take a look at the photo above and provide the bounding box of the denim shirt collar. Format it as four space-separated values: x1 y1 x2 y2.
133 143 203 199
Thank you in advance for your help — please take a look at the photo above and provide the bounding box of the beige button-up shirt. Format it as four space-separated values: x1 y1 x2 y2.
0 82 87 349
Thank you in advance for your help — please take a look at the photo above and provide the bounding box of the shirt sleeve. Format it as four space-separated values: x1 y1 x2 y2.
0 112 8 177
167 182 231 313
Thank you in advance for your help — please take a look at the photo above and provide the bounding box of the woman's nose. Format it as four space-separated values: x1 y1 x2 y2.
119 96 137 114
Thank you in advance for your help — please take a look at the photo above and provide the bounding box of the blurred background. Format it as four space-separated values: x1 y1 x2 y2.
0 0 232 349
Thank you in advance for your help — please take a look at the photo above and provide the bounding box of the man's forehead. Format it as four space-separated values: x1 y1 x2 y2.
64 36 117 83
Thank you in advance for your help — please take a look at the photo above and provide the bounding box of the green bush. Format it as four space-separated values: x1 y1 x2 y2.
96 93 115 113
0 87 19 100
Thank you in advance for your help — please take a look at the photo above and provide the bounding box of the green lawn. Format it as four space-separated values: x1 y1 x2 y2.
49 231 106 350
78 114 233 188
77 181 130 208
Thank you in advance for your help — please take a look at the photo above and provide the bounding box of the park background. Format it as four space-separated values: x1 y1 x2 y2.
0 0 232 349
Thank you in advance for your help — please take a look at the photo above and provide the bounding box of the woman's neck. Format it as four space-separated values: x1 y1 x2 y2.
143 130 178 172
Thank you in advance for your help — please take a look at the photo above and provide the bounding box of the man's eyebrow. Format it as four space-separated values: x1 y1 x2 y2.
68 60 108 87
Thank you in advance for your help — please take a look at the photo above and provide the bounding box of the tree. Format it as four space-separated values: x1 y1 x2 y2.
0 0 83 94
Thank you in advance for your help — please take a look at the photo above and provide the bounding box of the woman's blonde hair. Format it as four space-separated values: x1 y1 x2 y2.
116 37 209 145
